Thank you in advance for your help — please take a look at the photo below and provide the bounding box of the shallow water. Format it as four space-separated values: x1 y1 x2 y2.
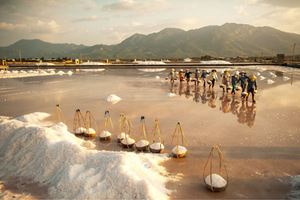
0 66 300 199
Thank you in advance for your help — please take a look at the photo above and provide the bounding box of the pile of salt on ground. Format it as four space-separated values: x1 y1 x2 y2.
0 113 170 199
289 175 300 199
106 94 122 104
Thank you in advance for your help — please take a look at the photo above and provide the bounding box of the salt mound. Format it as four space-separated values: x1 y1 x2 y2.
269 72 277 78
80 69 105 72
67 70 73 76
138 68 166 72
205 174 227 189
172 145 187 156
283 76 290 81
57 71 65 76
290 175 300 199
167 93 176 97
121 135 135 146
200 60 231 65
0 113 170 199
106 94 122 104
260 76 266 80
267 79 275 84
136 140 149 148
75 127 86 135
100 130 111 138
156 76 160 79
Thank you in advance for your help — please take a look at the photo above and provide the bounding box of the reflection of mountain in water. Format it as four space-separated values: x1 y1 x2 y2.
169 82 256 127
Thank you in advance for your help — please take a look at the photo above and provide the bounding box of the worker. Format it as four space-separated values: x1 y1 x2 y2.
246 74 257 103
169 68 176 83
178 69 184 82
194 68 201 85
184 69 192 84
209 69 218 89
221 70 230 92
201 69 210 88
231 71 239 94
239 72 248 92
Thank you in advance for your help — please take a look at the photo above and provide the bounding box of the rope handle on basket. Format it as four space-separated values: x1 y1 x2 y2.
73 109 85 131
55 104 66 124
104 110 114 130
202 145 228 192
151 119 162 143
171 122 188 146
140 116 147 140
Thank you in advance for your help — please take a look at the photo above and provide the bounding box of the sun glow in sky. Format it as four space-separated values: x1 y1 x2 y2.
0 0 300 46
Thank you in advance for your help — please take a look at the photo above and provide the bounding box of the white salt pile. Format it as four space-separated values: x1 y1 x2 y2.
204 174 227 189
289 175 300 199
150 142 164 153
256 72 261 76
106 94 122 104
80 69 105 72
167 93 176 97
99 130 111 139
0 112 170 199
267 79 275 84
57 71 65 76
67 70 73 76
200 60 231 64
75 127 86 135
138 68 166 72
156 76 160 79
260 76 266 80
0 69 57 79
283 76 290 81
136 140 149 149
171 145 187 157
121 135 135 147
269 72 277 78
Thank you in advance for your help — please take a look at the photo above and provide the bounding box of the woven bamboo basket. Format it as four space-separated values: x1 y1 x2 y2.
99 110 113 141
73 109 86 136
149 119 164 153
171 122 188 158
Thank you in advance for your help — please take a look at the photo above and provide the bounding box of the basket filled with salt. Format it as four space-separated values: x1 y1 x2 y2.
117 113 127 143
99 110 113 141
149 119 164 153
203 145 228 192
121 117 135 148
135 116 149 151
171 122 188 158
83 111 97 138
73 109 86 136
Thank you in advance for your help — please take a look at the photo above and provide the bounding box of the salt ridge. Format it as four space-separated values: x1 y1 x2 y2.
0 112 170 199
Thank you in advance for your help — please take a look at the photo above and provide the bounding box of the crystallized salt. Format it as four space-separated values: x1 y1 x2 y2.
267 79 275 84
136 140 149 148
260 76 266 80
150 142 164 151
168 93 176 97
85 128 96 135
172 145 187 156
205 174 227 189
100 130 111 138
75 127 86 134
156 76 160 79
67 70 73 76
283 76 290 81
106 94 122 104
121 136 135 145
0 113 170 199
57 71 65 76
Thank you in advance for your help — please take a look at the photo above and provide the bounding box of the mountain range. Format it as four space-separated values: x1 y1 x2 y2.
1 23 300 59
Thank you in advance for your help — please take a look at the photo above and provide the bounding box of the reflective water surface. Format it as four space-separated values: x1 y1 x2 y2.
0 66 300 199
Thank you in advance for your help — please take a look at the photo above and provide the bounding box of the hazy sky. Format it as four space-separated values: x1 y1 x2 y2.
0 0 300 46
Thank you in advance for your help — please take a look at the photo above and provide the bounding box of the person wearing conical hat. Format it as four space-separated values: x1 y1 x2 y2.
221 70 230 92
231 71 239 95
246 74 257 103
239 71 248 93
194 68 201 85
201 69 210 88
169 68 176 83
179 69 184 82
208 69 218 90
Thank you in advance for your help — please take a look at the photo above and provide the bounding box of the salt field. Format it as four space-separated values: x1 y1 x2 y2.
0 66 300 199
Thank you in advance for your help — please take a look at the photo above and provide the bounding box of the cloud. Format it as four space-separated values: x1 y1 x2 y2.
73 15 99 22
30 20 61 34
258 0 300 8
0 22 25 30
102 0 168 12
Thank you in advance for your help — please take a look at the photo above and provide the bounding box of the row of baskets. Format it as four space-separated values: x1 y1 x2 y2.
55 105 228 192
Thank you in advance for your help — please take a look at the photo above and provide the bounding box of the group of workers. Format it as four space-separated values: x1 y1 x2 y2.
168 68 258 103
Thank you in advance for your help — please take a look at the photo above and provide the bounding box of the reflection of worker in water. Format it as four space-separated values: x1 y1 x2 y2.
193 84 200 103
179 81 184 96
246 102 256 127
208 90 217 108
237 100 247 124
230 96 240 115
201 88 208 104
169 80 176 94
185 83 192 99
219 92 231 113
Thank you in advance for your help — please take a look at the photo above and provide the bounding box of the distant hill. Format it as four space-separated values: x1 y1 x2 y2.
1 23 300 59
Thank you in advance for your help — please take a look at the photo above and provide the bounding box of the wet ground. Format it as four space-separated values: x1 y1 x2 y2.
0 66 300 199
